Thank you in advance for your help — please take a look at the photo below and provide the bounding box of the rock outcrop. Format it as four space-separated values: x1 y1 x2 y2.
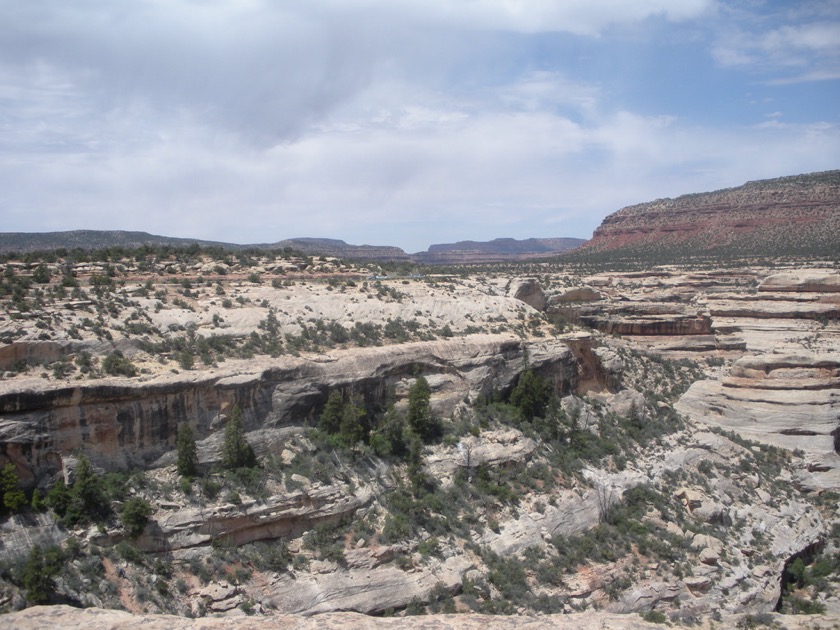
575 169 840 259
556 303 713 336
676 353 840 487
0 335 587 486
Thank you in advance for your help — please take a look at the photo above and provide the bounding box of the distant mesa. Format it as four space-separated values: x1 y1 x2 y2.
0 229 233 254
0 231 586 264
573 169 840 261
414 237 586 264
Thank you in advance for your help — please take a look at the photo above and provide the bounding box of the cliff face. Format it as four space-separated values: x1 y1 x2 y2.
577 170 840 259
0 335 587 485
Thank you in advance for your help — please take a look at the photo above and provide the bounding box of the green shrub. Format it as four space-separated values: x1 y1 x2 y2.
102 350 137 377
120 497 153 538
20 544 63 605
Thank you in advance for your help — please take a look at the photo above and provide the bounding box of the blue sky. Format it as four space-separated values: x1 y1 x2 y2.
1 1 838 253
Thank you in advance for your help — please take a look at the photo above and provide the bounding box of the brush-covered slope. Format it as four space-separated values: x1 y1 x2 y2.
575 170 840 261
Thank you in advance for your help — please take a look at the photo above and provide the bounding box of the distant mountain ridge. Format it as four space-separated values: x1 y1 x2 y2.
0 230 233 253
416 237 585 263
574 169 840 261
0 231 583 263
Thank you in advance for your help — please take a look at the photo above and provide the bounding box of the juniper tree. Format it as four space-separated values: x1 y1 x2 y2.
407 375 440 442
176 423 198 477
221 406 257 469
0 463 26 514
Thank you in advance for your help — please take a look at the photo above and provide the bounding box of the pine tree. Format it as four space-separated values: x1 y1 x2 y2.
221 406 257 470
407 375 440 442
22 545 54 605
319 390 344 435
338 394 366 446
510 369 549 421
0 463 26 514
119 497 153 538
176 423 198 477
63 454 107 526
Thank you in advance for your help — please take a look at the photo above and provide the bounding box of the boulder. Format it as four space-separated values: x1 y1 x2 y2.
512 279 546 311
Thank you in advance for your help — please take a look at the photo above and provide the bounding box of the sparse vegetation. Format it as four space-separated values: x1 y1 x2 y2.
0 238 839 621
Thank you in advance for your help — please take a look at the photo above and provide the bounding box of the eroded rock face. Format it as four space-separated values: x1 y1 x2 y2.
0 335 585 485
138 483 372 552
676 353 840 487
550 300 713 337
759 270 840 293
577 170 840 258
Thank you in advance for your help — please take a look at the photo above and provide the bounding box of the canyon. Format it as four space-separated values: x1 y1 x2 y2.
1 170 839 628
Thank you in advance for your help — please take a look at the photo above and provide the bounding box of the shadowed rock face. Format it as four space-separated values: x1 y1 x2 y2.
0 335 588 485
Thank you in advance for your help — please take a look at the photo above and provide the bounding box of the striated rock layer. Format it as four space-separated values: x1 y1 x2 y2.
576 170 840 258
0 334 592 486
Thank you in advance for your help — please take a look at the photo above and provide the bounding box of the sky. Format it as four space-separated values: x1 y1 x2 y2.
1 1 839 253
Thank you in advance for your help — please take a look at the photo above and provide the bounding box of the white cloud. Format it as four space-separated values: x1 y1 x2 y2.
349 0 714 35
712 15 840 82
0 0 837 252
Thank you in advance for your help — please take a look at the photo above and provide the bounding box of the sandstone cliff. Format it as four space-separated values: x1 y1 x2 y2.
0 335 584 486
575 170 840 260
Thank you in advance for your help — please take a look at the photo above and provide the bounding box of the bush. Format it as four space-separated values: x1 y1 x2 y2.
120 497 153 538
102 351 137 377
46 455 109 527
509 369 550 421
21 544 63 605
407 375 441 442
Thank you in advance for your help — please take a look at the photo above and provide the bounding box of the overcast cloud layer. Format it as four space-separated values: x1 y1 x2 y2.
1 0 838 252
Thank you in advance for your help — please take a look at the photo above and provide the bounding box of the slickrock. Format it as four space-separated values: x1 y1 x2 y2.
676 354 840 458
134 483 372 551
511 279 547 311
23 604 840 629
425 428 538 482
759 270 840 293
260 555 471 615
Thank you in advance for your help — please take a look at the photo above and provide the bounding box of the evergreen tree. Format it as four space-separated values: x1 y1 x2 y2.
63 454 108 526
318 390 344 435
509 369 550 421
338 394 366 446
44 480 71 517
176 423 198 477
221 406 257 469
407 375 440 442
0 463 26 515
21 545 54 605
30 488 45 512
119 497 153 538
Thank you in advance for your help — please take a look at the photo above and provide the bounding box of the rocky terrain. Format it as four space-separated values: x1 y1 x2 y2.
0 242 837 628
575 170 840 260
1 170 840 630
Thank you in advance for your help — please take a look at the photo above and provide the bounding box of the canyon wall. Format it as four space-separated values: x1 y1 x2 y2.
0 334 590 486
